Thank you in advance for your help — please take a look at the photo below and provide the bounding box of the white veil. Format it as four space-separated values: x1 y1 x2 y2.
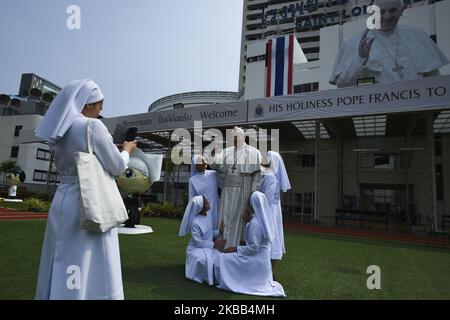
250 191 275 243
35 79 104 143
178 195 204 236
268 151 291 192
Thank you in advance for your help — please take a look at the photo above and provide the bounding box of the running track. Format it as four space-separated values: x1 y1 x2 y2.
285 223 450 247
0 207 47 221
1 207 448 247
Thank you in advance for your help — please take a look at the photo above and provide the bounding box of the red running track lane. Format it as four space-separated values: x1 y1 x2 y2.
0 206 48 221
0 207 17 212
285 223 450 247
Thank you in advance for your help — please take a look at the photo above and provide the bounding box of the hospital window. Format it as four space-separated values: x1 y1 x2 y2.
33 170 47 182
10 146 19 158
36 148 50 161
14 125 23 137
294 82 319 94
33 169 59 183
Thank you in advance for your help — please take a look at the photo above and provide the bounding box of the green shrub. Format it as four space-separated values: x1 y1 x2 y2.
141 202 184 219
23 197 49 212
24 191 49 201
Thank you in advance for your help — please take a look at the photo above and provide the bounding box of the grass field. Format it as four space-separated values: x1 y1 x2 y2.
0 216 450 300
0 201 31 211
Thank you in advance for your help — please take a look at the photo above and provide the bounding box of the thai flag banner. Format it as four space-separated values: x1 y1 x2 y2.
265 34 294 97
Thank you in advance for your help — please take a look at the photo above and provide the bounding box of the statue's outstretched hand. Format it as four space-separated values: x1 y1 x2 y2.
359 29 374 63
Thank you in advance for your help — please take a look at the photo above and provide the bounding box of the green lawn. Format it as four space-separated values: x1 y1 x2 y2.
0 199 51 212
0 217 450 300
0 201 31 211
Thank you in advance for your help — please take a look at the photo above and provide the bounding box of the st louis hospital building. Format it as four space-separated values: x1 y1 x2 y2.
2 0 450 232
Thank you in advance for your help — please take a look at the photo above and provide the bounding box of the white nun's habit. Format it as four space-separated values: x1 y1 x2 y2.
35 80 129 300
179 196 220 285
189 155 220 231
214 192 286 297
259 151 291 260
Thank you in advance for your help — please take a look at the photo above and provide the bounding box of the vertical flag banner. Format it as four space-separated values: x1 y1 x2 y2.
265 34 308 97
266 34 293 97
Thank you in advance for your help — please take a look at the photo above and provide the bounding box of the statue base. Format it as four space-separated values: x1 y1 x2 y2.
118 224 153 235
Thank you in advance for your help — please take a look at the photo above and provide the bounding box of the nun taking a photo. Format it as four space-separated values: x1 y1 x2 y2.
34 80 137 300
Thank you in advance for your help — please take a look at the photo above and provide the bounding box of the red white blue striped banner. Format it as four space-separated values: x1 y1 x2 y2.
266 34 294 97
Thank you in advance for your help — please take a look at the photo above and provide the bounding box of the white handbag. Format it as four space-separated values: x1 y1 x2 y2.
76 119 128 232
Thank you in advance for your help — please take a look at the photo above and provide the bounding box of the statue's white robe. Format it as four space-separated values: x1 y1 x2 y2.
211 144 261 247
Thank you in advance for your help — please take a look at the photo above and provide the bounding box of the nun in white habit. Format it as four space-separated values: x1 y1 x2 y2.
34 80 137 300
259 151 291 266
214 191 286 297
189 155 220 231
179 196 224 285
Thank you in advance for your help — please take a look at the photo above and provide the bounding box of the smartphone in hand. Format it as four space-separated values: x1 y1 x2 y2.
125 127 138 142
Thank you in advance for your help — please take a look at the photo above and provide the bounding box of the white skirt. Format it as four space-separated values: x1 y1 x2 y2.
35 183 124 300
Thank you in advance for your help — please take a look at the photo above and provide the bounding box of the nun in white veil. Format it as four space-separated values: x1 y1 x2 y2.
188 155 220 232
259 151 291 267
179 196 224 285
34 80 137 300
213 191 286 297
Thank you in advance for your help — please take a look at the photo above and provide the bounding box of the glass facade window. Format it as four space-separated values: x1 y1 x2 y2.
436 163 443 201
360 152 409 170
435 135 442 156
292 192 315 223
301 154 315 167
361 186 406 217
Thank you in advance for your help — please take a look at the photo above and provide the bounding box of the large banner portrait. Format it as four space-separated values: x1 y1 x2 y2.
329 0 449 88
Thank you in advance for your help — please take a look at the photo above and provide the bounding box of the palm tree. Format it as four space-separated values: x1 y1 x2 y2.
0 160 18 184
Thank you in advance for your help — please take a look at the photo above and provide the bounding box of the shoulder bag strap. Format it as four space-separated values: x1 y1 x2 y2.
86 119 94 155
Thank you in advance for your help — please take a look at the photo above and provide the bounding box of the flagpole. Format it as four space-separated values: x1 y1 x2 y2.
293 15 296 37
264 42 268 97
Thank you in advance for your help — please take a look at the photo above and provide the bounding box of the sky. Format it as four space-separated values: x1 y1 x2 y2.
0 0 244 117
